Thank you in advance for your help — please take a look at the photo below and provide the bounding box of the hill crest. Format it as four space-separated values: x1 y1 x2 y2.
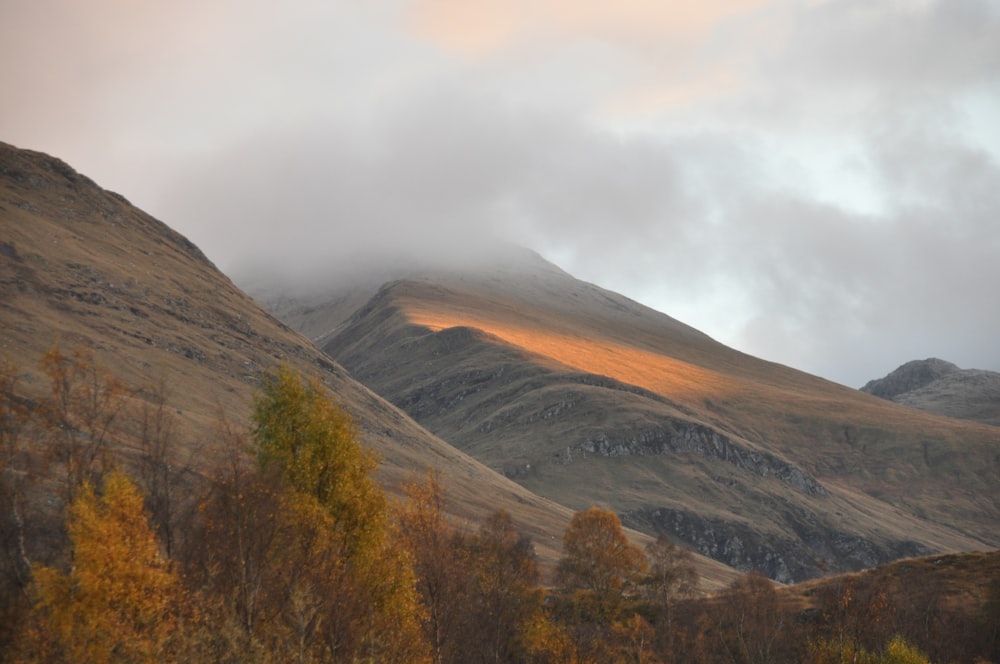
256 253 1000 583
3 140 668 578
862 358 1000 426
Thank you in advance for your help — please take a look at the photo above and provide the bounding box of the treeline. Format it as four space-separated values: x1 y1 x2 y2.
1 347 999 662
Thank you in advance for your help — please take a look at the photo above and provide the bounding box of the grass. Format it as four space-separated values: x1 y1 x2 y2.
0 141 606 577
306 268 1000 582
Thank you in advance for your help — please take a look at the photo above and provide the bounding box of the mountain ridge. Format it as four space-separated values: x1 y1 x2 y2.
4 141 723 580
6 139 997 591
256 253 1000 583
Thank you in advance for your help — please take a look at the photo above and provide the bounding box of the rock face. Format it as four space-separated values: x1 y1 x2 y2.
862 359 1000 426
625 507 929 584
572 421 826 497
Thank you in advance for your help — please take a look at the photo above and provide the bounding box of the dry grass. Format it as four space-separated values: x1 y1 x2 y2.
398 278 1000 484
785 548 1000 612
298 266 1000 583
0 141 607 575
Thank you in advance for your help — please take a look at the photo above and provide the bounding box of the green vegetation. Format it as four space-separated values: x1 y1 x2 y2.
1 350 999 662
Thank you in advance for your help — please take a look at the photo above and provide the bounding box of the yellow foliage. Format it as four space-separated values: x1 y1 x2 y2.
250 366 429 662
881 635 931 664
253 365 384 556
805 635 930 664
524 612 580 664
28 469 183 662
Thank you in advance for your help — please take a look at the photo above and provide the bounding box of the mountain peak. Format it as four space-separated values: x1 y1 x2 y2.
261 247 1000 582
861 358 1000 425
860 358 960 398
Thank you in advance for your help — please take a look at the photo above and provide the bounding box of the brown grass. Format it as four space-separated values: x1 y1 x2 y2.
356 272 1000 571
0 141 609 576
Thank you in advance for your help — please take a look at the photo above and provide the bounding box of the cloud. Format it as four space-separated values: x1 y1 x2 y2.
406 0 780 54
3 0 998 387
772 0 1000 96
156 86 700 284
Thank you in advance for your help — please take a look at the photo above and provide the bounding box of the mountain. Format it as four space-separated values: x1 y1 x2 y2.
250 248 1000 583
862 359 1000 426
2 141 695 579
6 139 996 592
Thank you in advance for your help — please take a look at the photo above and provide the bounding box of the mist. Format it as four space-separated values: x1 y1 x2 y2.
3 0 999 387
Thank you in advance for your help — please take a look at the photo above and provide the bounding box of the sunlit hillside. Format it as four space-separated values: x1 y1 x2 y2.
261 251 1000 582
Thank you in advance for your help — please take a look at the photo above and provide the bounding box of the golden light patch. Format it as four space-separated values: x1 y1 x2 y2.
407 308 733 401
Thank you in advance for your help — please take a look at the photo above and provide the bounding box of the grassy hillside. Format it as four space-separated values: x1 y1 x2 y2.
257 249 1000 582
3 141 722 578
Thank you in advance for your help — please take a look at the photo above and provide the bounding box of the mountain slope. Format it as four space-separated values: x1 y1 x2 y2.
862 359 1000 426
254 249 1000 583
1 142 678 577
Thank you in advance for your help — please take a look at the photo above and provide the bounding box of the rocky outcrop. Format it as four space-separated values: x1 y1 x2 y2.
861 358 960 399
628 507 930 583
572 422 826 496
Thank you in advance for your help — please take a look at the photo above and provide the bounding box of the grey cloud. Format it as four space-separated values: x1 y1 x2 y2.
3 0 998 388
160 87 702 280
158 92 561 279
765 0 1000 102
155 74 1000 388
717 153 1000 387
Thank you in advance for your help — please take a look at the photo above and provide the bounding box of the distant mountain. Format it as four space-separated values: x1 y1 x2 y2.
0 141 624 575
861 358 962 399
862 359 1000 426
250 250 1000 584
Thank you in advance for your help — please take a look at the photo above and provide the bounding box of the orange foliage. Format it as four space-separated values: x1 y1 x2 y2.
26 469 184 662
557 506 648 604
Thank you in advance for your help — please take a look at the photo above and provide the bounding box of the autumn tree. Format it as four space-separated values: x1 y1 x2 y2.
249 365 429 662
522 612 578 664
710 572 792 664
557 506 648 614
253 366 383 553
187 369 431 661
39 345 124 493
806 634 929 664
806 635 878 664
553 506 649 661
610 612 660 664
461 509 545 664
640 534 698 655
879 635 930 664
397 471 470 664
131 375 193 559
186 417 283 657
817 574 896 652
21 469 184 662
398 473 547 664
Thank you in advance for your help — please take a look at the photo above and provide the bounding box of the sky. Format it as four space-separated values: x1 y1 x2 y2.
3 0 999 388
